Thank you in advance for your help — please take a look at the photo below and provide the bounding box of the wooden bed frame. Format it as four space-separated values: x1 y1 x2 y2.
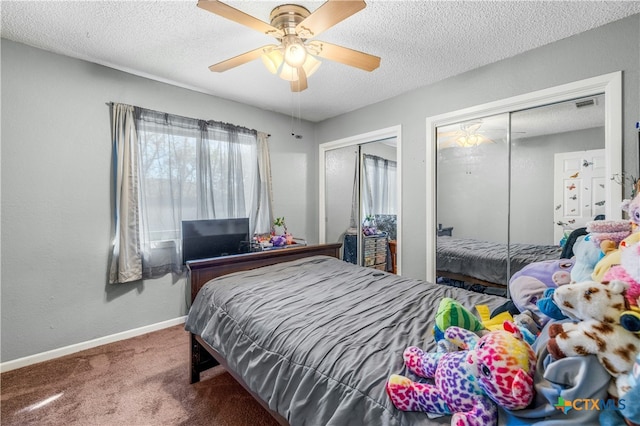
436 270 505 289
186 243 342 424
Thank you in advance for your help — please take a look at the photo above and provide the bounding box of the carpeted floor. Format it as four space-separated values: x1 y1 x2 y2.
0 325 280 426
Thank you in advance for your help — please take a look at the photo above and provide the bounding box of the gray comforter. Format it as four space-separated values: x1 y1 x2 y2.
436 236 563 286
185 255 505 425
185 255 607 426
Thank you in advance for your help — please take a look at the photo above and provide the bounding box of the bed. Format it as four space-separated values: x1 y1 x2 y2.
185 243 612 425
185 243 510 425
436 236 563 288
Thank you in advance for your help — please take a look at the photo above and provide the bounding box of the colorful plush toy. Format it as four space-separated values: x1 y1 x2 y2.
546 280 640 395
604 242 640 333
586 219 632 246
432 297 485 343
570 234 603 282
622 191 640 231
476 304 537 345
508 259 574 327
386 323 536 426
536 287 568 320
592 232 640 282
592 193 640 283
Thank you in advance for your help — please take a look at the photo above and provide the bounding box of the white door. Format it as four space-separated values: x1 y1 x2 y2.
553 149 606 243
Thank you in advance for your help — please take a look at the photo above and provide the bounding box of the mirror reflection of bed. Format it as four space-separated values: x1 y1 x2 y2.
436 94 607 295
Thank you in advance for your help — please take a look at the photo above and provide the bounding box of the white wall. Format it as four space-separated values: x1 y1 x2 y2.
315 15 640 280
0 39 317 362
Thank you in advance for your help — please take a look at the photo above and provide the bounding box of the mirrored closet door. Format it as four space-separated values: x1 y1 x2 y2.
434 94 608 289
322 137 398 273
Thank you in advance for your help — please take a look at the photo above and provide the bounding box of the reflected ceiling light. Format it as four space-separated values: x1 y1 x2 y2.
438 121 496 149
456 134 493 147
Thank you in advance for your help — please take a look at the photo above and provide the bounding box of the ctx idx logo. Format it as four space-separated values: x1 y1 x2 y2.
554 396 625 414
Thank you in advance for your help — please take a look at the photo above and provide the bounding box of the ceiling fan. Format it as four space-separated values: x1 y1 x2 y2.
197 0 381 92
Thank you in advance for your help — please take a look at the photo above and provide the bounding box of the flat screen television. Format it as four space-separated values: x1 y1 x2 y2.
182 218 250 263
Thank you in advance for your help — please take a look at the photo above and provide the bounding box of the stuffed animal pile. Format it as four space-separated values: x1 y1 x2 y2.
387 191 640 424
540 192 640 424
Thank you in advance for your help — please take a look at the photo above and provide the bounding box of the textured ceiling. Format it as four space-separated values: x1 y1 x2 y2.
2 1 640 122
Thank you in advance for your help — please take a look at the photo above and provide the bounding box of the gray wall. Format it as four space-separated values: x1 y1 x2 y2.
510 127 605 245
437 127 605 246
1 39 317 362
315 15 640 280
1 14 639 363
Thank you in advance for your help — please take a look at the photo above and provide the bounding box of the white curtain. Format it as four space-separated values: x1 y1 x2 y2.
108 103 272 283
254 132 274 234
362 154 397 218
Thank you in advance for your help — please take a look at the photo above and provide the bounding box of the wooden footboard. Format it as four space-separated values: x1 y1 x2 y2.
436 270 505 289
186 243 342 383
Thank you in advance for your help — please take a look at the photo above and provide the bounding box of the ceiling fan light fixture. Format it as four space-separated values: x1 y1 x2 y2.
283 35 307 67
279 62 299 81
261 47 284 74
302 54 321 78
200 0 378 92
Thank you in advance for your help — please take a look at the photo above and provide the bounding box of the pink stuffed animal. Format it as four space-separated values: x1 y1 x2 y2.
386 322 536 426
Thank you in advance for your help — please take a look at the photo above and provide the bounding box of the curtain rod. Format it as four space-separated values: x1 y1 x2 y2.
105 101 270 137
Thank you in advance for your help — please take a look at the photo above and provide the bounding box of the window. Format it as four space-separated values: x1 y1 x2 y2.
108 104 272 283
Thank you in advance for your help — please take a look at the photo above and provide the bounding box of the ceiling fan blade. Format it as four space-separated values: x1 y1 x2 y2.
313 41 380 71
291 67 308 92
296 0 366 39
197 0 283 37
209 46 268 72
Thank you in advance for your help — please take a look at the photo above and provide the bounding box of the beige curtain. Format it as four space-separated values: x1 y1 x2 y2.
254 132 274 234
108 104 142 284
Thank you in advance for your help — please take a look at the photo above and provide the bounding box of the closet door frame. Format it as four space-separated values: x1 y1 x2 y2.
425 71 622 282
319 125 402 274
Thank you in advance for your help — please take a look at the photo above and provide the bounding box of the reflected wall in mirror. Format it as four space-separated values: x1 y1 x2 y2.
325 145 357 246
426 73 622 290
437 114 509 244
510 94 605 245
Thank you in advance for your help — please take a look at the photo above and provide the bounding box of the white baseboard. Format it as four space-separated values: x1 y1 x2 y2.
0 316 187 373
